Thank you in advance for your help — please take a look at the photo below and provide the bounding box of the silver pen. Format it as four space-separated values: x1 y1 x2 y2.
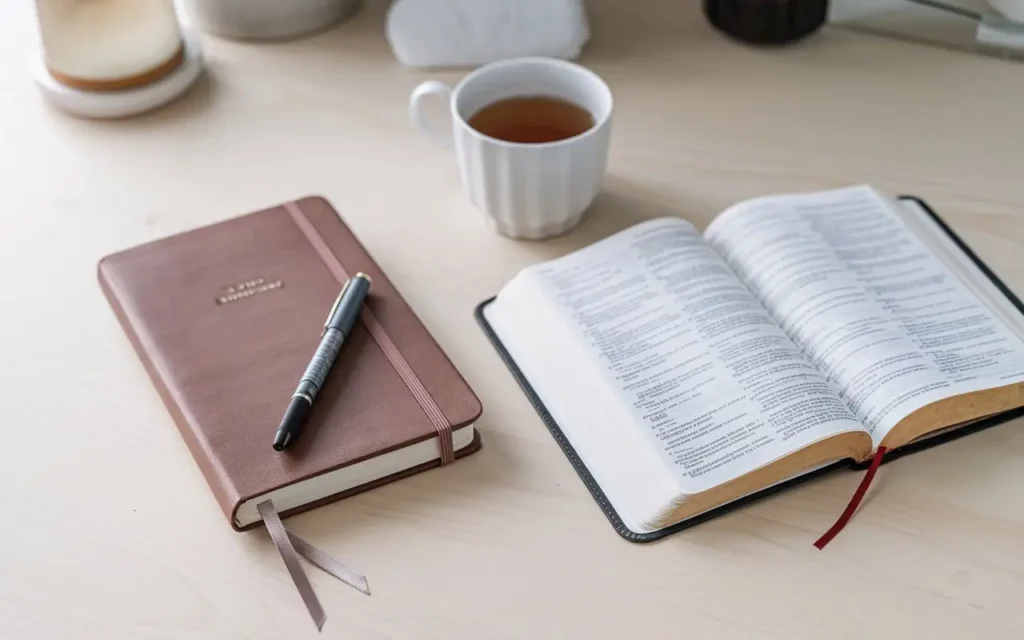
272 273 372 451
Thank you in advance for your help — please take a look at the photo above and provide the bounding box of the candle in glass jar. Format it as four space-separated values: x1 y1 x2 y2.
37 0 184 91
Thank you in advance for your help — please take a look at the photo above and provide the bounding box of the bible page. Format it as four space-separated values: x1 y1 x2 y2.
523 218 866 495
704 185 1024 446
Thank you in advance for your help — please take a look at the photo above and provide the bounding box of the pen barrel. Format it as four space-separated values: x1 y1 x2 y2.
328 274 371 333
296 327 345 400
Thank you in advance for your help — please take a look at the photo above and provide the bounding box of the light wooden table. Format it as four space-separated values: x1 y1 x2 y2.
5 1 1024 638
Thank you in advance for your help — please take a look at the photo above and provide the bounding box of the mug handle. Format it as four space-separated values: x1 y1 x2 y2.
409 81 454 149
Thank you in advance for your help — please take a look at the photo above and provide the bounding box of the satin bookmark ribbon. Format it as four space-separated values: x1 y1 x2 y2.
814 447 887 550
284 201 456 465
258 500 370 631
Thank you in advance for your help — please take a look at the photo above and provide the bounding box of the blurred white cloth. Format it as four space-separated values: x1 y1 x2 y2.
386 0 589 69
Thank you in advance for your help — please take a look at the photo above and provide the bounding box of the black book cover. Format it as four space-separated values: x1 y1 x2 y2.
475 196 1024 542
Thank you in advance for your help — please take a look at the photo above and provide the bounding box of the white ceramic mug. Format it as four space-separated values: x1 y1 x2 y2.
410 57 613 240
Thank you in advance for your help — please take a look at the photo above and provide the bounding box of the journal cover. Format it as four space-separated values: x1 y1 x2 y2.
475 196 1024 542
99 196 482 531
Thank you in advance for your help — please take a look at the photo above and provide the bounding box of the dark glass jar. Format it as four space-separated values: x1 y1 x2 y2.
704 0 829 45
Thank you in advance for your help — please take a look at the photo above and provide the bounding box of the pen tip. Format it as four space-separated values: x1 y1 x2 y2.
272 431 290 451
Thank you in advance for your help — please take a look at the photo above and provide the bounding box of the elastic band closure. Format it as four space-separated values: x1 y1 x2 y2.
284 201 456 464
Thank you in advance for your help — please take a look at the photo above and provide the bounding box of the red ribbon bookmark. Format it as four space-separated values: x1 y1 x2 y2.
814 446 887 550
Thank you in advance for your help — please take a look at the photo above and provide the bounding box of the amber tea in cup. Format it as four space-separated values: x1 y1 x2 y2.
409 58 613 238
467 95 595 144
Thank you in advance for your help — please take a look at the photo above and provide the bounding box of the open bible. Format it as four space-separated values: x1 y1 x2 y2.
478 186 1024 541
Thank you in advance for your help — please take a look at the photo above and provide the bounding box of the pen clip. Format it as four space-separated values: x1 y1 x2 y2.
323 278 352 336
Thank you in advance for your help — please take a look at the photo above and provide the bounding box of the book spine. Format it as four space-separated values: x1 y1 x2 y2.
97 258 241 526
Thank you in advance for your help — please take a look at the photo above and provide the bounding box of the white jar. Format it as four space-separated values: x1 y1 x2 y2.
180 0 363 40
36 0 184 91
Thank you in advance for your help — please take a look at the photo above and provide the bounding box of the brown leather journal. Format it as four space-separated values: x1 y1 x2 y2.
99 196 483 532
